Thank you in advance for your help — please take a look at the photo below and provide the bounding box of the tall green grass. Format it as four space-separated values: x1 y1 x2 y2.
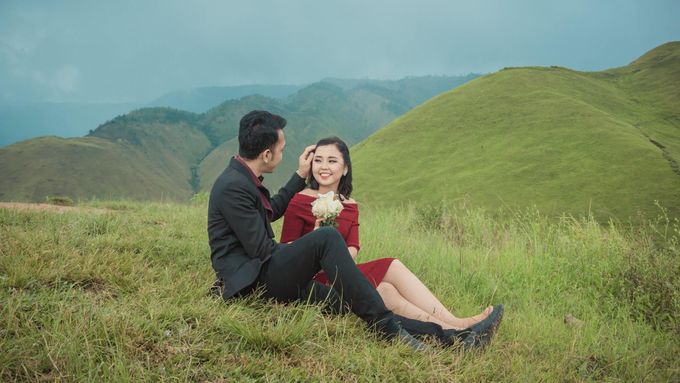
1 201 678 381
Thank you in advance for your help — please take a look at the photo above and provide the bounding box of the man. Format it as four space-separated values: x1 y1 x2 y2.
208 110 501 350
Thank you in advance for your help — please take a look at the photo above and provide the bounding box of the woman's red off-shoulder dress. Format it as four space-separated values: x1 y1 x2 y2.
280 193 395 288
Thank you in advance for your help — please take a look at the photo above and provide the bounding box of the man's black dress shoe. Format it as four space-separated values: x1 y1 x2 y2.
208 278 223 298
440 327 472 348
464 304 504 349
395 327 429 351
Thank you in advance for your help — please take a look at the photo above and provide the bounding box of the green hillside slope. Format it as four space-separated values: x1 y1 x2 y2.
92 108 213 196
352 42 680 221
0 108 213 202
0 136 191 201
197 138 239 191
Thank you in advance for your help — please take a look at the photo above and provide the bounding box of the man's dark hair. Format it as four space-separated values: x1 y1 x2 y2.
308 136 353 199
238 110 287 159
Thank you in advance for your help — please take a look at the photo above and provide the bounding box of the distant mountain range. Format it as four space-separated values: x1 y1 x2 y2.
0 75 479 202
0 102 141 148
351 42 680 221
0 85 304 149
146 84 305 113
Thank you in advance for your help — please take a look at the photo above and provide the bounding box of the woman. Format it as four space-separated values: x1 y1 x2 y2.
281 136 493 330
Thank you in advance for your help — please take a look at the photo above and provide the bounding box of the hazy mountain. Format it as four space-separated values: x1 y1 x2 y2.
0 85 303 149
0 75 476 202
196 80 417 191
322 74 480 106
147 85 304 113
351 42 680 221
0 102 141 148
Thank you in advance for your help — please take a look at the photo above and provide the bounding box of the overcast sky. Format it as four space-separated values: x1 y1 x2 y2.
1 0 679 103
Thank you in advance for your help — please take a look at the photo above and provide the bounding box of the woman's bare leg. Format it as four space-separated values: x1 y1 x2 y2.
376 282 458 329
381 260 492 329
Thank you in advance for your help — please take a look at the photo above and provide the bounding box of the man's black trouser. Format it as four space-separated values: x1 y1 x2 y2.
254 227 456 345
256 227 398 333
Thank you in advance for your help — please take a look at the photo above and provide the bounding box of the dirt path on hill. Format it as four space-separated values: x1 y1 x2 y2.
0 202 112 214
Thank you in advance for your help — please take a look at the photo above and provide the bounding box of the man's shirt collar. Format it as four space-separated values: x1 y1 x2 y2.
233 155 264 187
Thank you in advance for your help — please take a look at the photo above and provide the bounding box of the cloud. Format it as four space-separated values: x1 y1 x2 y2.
0 0 679 103
52 65 79 93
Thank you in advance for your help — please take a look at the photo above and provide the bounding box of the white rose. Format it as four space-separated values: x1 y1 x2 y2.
311 191 344 219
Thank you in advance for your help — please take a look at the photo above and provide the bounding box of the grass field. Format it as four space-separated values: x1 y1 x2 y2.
1 200 678 381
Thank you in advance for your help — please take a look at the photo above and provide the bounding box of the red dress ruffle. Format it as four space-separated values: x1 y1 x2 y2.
281 193 395 288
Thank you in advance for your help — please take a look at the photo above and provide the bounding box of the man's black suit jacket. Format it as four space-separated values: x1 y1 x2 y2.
208 157 306 299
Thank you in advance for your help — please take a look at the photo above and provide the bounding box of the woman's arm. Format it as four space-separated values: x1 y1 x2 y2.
348 246 359 261
280 205 307 243
346 204 361 256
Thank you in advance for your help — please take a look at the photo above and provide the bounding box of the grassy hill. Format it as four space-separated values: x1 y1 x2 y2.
351 42 680 221
1 201 677 381
0 75 477 202
0 136 199 202
0 108 213 202
92 108 214 196
0 101 141 148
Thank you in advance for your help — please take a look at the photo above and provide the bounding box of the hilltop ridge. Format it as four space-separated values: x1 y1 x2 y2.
351 41 680 221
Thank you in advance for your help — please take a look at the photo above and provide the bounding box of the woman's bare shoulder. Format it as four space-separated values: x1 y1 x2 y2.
298 188 318 197
342 196 358 205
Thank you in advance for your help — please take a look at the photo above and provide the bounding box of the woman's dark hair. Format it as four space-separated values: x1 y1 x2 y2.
238 110 287 159
308 136 353 199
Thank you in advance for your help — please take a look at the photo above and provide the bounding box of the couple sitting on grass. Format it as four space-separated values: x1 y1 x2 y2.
208 110 503 350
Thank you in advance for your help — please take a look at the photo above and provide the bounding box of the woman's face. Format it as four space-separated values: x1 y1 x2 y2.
312 144 347 190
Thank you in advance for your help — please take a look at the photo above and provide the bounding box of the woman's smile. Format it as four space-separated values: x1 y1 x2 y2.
312 144 347 189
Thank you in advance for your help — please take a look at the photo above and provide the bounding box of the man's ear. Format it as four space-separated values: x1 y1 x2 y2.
262 149 272 163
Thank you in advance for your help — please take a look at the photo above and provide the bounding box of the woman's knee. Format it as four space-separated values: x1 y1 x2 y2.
376 282 399 310
388 259 411 275
385 259 404 275
376 281 398 297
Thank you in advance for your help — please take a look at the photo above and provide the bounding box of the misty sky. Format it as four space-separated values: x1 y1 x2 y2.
1 0 679 103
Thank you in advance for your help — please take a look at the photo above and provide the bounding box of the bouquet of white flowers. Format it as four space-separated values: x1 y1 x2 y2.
311 191 344 227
